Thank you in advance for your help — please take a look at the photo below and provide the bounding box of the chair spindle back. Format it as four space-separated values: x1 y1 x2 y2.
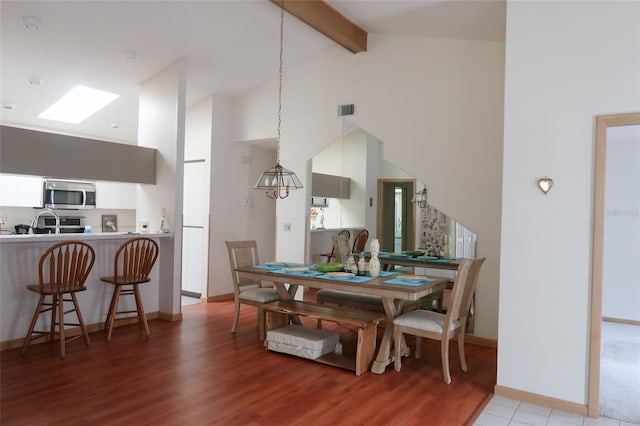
39 241 96 293
113 237 159 282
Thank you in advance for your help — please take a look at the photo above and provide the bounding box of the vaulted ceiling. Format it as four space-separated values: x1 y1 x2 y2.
0 1 505 144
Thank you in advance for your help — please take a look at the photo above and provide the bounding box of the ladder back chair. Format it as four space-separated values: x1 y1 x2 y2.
225 240 279 341
100 237 159 341
351 229 369 254
319 229 350 263
22 241 96 358
393 257 485 384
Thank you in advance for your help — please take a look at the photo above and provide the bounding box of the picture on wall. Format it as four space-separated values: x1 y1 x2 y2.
102 215 118 233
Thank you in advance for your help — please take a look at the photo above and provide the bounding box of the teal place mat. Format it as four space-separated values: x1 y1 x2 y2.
253 264 287 270
270 269 324 277
362 251 391 257
384 278 436 286
383 253 411 259
315 274 375 283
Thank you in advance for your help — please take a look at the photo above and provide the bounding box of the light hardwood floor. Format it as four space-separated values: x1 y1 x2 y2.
2 295 497 425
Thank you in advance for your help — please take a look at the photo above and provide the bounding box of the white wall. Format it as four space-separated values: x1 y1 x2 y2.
208 96 250 296
232 34 505 339
248 145 276 265
185 98 213 162
603 125 640 322
341 130 368 228
500 0 640 404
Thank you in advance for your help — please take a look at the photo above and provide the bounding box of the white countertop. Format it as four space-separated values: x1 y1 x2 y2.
0 231 173 244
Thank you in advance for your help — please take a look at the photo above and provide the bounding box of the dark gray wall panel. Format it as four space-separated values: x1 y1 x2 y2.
0 126 156 184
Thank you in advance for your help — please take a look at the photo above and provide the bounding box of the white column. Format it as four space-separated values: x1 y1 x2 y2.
137 59 187 318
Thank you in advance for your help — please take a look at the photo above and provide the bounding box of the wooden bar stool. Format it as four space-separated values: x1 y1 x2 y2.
100 237 159 341
22 241 96 358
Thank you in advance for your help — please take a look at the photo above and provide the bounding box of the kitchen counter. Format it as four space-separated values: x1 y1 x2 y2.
0 231 175 349
0 231 172 244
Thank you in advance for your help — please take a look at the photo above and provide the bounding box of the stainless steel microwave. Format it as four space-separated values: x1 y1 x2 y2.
43 179 96 209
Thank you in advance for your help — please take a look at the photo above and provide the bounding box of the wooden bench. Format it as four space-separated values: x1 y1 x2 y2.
262 300 385 376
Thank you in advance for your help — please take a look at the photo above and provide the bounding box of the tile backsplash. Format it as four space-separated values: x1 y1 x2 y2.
0 207 136 233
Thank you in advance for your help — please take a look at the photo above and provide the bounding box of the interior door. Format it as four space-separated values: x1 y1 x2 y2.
377 179 415 253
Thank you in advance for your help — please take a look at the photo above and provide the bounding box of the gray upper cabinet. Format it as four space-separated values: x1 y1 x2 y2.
311 173 351 199
0 126 156 184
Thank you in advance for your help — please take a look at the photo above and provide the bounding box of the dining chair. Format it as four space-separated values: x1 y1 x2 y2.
100 237 159 341
393 257 485 384
319 229 350 263
351 229 369 254
225 240 280 341
22 241 96 358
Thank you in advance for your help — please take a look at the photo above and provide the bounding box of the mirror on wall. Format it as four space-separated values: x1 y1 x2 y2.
309 121 380 232
307 121 477 264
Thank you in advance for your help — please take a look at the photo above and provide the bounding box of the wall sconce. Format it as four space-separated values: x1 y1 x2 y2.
412 188 427 208
537 177 553 194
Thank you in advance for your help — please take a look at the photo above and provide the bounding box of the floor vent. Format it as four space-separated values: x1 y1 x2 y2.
338 104 355 117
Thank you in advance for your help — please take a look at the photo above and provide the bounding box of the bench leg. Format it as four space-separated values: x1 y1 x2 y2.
355 324 377 376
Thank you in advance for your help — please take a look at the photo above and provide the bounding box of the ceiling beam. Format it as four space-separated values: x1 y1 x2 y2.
271 0 367 54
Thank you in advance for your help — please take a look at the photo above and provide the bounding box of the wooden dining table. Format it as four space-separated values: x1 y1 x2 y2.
235 265 448 374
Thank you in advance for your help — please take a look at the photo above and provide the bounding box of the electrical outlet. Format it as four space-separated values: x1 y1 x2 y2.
282 223 292 232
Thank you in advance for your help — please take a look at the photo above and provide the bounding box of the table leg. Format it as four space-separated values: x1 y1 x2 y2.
273 281 301 325
274 281 298 299
371 297 406 374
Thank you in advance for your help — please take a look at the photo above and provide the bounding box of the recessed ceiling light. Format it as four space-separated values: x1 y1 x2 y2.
2 102 18 110
19 16 41 30
121 51 139 63
38 85 119 124
110 122 121 129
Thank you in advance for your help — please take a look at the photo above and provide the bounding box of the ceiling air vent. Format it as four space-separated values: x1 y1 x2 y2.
338 103 355 117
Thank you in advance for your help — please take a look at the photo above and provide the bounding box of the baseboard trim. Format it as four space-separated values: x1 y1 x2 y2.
602 317 640 326
206 293 234 302
1 312 160 351
494 385 588 416
158 312 182 321
461 335 498 348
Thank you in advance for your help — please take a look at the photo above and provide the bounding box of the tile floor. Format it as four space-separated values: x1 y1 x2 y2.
474 395 640 426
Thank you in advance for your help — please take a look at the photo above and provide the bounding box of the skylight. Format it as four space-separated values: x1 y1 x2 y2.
38 85 119 124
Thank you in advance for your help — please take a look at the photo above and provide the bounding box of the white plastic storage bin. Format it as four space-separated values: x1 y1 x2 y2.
266 325 339 360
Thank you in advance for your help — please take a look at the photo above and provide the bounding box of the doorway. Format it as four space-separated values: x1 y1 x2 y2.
181 159 207 306
588 112 640 420
377 179 416 253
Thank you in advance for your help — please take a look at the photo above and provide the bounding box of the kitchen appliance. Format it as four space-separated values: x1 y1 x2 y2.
42 216 86 234
15 224 31 234
43 179 96 209
14 224 54 234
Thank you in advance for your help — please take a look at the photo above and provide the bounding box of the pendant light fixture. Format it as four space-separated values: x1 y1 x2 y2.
254 2 303 199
